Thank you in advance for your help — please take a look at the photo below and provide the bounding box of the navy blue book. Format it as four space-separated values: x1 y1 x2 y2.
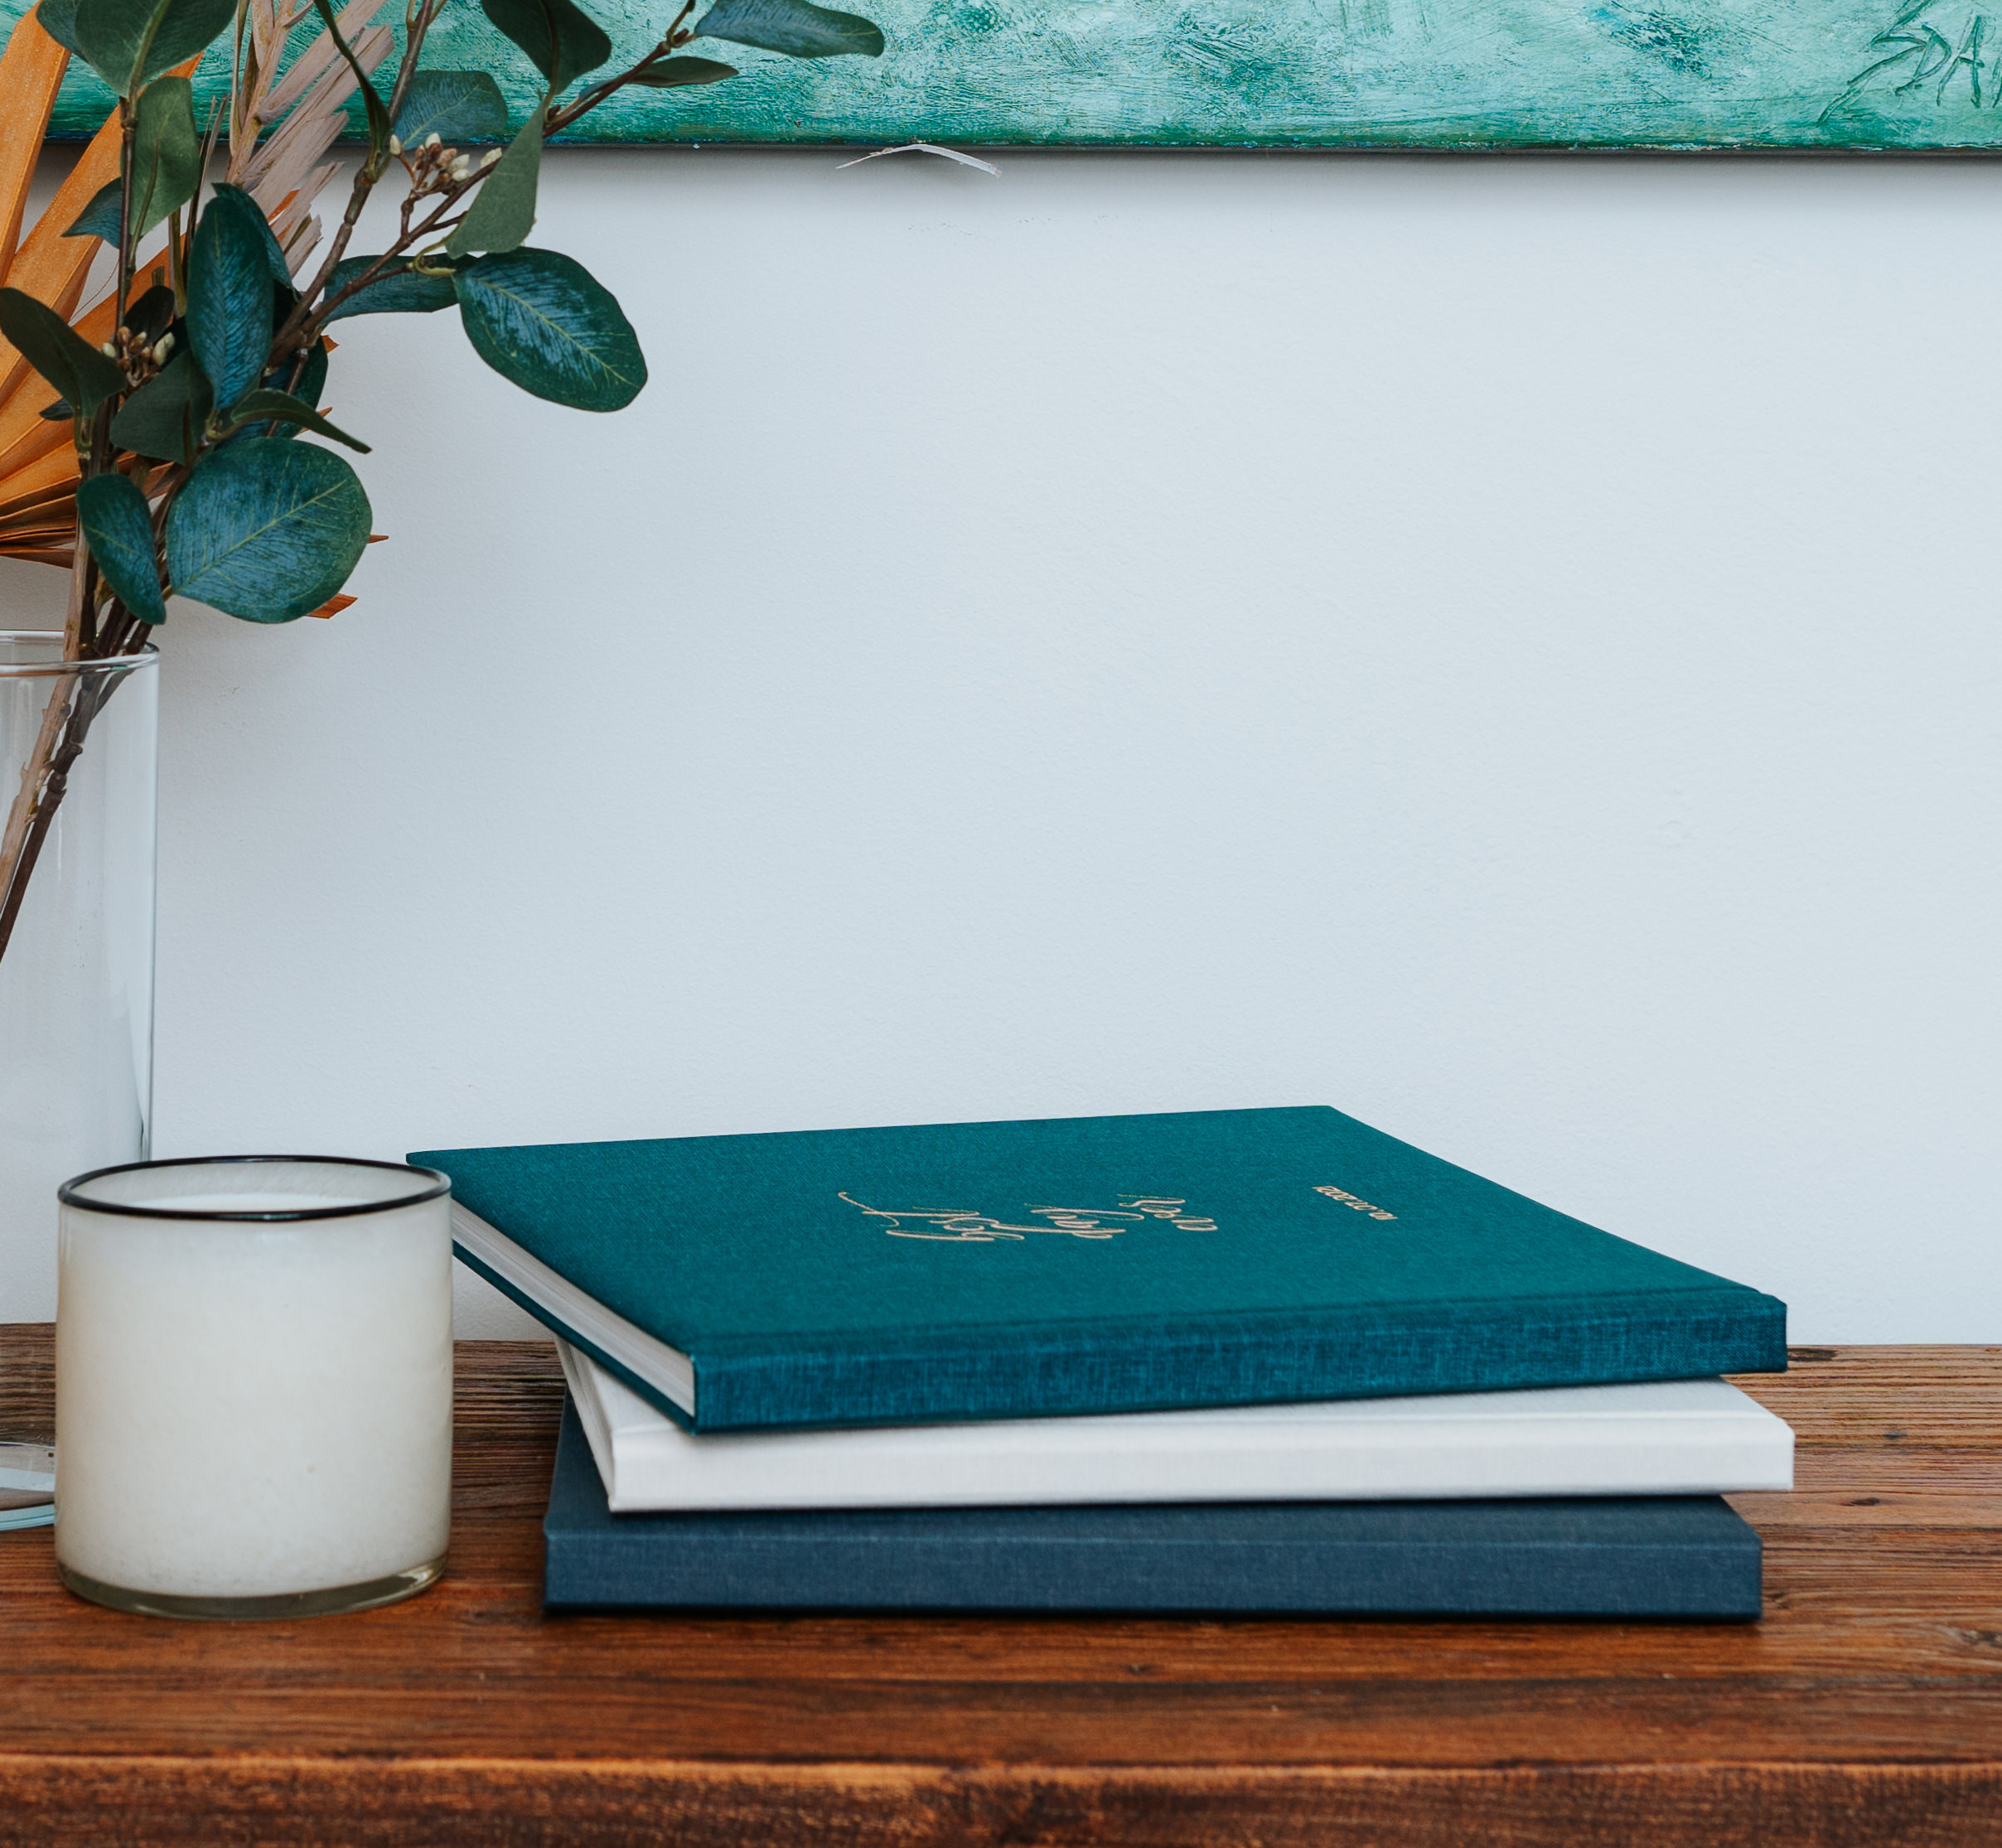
413 1105 1787 1432
542 1403 1763 1617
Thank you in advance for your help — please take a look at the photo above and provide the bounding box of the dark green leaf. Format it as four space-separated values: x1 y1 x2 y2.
444 115 540 258
393 69 509 143
694 0 882 58
221 389 369 452
626 54 738 85
75 0 234 95
319 257 459 322
110 351 214 463
63 179 123 242
0 286 125 415
124 284 177 345
166 437 371 623
36 0 83 54
208 181 293 284
40 398 75 421
128 75 201 240
452 247 646 411
187 189 276 409
479 0 611 94
311 0 392 157
76 473 167 625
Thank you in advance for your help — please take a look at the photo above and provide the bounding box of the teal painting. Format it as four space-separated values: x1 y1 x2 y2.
13 0 2002 148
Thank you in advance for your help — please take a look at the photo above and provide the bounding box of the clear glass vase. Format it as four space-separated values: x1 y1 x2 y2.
0 633 157 1335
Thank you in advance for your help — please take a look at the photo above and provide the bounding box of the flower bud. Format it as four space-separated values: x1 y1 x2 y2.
424 132 442 148
389 133 403 156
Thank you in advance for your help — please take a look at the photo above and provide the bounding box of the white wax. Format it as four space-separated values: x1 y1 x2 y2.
56 1191 452 1599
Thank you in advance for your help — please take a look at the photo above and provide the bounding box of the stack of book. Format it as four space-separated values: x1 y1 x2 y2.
412 1105 1792 1619
0 1443 55 1532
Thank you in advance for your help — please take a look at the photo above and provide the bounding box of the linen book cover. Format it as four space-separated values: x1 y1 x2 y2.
541 1404 1766 1618
412 1105 1787 1433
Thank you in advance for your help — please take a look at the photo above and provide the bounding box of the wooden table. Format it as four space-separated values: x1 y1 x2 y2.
2 1330 1998 1846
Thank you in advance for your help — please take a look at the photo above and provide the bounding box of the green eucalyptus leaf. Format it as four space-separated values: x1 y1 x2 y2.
444 115 539 258
0 286 125 415
208 181 293 285
75 0 234 95
319 257 459 322
626 54 738 85
187 188 277 409
36 0 83 54
166 437 371 623
109 350 214 463
124 283 177 344
478 0 612 94
694 0 882 59
393 69 508 143
62 179 123 242
128 75 201 240
452 247 646 411
76 473 167 626
222 389 369 452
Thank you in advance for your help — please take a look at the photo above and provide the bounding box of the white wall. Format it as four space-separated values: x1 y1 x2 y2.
5 147 1998 1340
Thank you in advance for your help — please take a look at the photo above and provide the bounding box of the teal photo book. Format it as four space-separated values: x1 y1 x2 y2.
410 1105 1787 1433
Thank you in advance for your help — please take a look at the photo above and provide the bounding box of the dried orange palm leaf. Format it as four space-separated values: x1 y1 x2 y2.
232 0 394 275
0 468 75 515
0 409 70 487
241 27 394 227
0 502 70 531
0 525 71 552
0 3 68 285
0 446 84 519
254 0 390 129
268 164 340 260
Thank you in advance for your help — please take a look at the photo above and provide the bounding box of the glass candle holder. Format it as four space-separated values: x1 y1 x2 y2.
55 1156 453 1619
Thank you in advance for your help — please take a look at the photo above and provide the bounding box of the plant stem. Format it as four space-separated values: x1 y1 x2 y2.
0 670 89 965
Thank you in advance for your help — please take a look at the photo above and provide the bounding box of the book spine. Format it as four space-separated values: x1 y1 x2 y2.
545 1524 1762 1617
691 1289 1788 1432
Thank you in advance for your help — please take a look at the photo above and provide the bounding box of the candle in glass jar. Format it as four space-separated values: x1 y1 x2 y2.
56 1157 453 1619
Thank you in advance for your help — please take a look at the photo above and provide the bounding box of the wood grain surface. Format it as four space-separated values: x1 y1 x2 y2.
2 1328 1998 1846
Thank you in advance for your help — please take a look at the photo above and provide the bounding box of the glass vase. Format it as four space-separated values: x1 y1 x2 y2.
0 633 157 1335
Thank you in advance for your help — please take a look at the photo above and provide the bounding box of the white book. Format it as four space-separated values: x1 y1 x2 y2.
558 1342 1794 1512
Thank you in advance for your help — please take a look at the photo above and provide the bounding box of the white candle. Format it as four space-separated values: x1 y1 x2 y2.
56 1158 452 1618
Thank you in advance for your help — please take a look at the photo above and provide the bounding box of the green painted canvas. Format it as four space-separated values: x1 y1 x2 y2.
12 0 2002 149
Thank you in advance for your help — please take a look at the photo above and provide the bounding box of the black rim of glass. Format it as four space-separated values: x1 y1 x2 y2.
57 1155 451 1222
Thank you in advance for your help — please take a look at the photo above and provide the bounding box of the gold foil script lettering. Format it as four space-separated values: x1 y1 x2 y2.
1314 1183 1396 1222
843 1192 1218 1242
